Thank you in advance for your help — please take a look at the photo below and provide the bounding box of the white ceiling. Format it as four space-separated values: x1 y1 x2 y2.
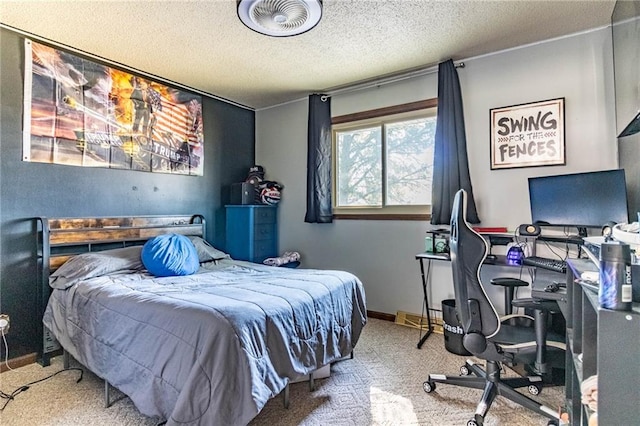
1 0 617 110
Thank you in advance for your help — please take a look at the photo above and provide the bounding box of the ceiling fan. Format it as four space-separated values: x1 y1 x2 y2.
237 0 323 37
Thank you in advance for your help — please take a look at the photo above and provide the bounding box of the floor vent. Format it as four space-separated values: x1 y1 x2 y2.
395 310 443 334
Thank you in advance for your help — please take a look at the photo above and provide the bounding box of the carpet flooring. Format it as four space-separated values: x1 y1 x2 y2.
0 318 562 425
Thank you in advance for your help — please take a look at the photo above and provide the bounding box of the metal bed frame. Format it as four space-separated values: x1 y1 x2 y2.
34 214 329 411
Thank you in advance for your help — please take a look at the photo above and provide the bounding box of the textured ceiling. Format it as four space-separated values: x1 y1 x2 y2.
0 0 617 110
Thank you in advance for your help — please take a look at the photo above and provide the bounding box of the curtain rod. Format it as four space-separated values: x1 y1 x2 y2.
321 61 465 100
0 23 254 111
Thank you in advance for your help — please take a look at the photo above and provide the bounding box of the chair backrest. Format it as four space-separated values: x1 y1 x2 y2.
450 189 500 339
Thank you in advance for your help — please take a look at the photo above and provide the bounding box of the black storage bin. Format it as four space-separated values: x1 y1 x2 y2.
441 299 471 356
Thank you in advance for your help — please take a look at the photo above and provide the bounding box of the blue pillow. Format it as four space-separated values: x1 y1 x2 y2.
141 234 199 277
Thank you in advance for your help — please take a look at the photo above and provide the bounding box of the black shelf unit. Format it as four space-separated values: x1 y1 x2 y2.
565 259 640 425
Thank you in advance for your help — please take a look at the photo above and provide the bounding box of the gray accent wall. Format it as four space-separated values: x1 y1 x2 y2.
0 28 255 359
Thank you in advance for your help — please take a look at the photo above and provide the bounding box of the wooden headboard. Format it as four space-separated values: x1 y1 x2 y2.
36 214 205 365
37 215 205 273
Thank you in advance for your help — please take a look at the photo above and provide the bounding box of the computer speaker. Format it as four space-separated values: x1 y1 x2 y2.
518 223 541 236
230 182 257 205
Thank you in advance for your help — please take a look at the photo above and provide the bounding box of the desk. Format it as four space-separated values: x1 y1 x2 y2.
415 252 523 349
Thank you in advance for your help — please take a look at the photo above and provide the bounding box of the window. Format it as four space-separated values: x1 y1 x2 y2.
332 99 437 219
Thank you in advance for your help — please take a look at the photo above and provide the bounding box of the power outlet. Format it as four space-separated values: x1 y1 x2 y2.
0 314 9 334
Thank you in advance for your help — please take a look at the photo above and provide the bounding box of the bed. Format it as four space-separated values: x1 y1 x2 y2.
37 215 367 425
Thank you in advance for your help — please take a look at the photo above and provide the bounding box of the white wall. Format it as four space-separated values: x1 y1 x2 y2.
255 28 618 316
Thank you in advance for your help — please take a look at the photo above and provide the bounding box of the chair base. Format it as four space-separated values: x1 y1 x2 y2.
507 344 566 383
423 359 559 426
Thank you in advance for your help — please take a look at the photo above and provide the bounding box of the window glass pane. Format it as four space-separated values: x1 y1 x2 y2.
385 117 436 206
336 127 382 206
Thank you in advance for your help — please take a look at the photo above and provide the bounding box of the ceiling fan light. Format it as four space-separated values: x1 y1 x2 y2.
237 0 323 37
273 13 287 24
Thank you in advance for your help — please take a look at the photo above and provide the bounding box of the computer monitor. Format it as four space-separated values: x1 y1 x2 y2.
528 169 629 235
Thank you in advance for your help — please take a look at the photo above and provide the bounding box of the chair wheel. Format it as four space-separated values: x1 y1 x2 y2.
422 381 435 393
528 384 542 395
471 413 484 425
460 365 470 376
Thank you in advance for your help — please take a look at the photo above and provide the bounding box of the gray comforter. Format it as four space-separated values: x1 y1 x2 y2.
43 259 367 425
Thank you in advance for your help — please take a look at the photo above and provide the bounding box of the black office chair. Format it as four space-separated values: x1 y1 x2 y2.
422 189 563 426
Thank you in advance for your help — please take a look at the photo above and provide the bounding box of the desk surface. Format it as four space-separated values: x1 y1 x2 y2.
416 252 523 268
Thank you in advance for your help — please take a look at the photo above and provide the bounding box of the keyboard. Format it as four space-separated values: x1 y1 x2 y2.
522 256 567 273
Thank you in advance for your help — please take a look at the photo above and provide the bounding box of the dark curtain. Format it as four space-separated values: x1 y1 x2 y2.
305 94 333 223
430 59 480 224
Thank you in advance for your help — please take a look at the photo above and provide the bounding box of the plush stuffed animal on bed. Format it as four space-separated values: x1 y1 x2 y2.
141 233 199 277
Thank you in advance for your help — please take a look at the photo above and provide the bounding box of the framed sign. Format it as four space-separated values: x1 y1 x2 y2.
490 98 565 170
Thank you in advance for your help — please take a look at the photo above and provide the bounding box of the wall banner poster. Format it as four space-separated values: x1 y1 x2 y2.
22 39 204 175
490 98 565 170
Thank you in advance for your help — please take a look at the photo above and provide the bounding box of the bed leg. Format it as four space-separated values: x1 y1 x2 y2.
63 350 70 369
350 350 354 359
105 380 111 408
283 383 290 409
309 371 315 392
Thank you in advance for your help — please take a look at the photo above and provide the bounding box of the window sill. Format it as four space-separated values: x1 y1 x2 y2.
333 213 431 221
